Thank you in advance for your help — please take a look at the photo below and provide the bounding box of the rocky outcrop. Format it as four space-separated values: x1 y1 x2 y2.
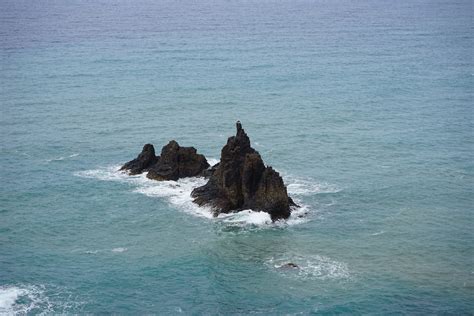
192 122 295 220
121 141 209 181
120 143 158 175
147 141 209 181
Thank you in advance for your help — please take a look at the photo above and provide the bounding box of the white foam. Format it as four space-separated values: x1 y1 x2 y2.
75 164 336 227
0 286 25 313
0 285 58 314
111 247 127 253
0 285 84 314
76 166 216 219
266 254 350 280
74 165 129 182
133 176 215 219
217 210 273 226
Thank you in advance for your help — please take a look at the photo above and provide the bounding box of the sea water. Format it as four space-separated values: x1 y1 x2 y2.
1 0 472 314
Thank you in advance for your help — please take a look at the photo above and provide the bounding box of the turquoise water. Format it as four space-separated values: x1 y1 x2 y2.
1 0 473 314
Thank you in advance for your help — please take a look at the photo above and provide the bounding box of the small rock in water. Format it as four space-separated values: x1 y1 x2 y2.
280 262 299 269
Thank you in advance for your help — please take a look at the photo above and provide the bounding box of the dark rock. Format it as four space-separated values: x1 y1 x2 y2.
146 140 209 181
192 122 294 220
200 162 220 178
120 144 159 175
121 141 209 181
280 262 299 269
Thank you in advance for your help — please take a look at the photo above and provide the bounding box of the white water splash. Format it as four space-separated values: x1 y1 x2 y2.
0 286 26 314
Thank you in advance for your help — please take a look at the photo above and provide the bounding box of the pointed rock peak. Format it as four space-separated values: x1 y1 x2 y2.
142 143 155 155
192 122 294 220
226 121 252 154
120 143 158 175
235 120 247 139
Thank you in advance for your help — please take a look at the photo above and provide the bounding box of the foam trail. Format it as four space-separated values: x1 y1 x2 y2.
75 164 335 227
133 176 214 219
266 254 350 280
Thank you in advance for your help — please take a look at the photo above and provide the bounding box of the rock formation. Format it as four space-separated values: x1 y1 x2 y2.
120 143 158 175
192 122 295 220
121 141 209 181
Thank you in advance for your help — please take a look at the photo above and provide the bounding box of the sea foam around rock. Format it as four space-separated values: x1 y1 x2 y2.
74 163 333 227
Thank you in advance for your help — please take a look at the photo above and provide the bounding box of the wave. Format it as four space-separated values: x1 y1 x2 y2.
46 153 79 162
0 284 82 314
111 247 127 253
71 248 128 255
370 230 385 236
285 176 341 196
74 164 335 227
265 254 350 280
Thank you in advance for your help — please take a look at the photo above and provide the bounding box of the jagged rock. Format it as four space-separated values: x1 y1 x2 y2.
192 122 295 220
147 141 209 181
120 143 158 175
121 141 209 181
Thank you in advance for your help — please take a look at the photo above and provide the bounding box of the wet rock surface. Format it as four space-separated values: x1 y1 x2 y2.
192 122 295 220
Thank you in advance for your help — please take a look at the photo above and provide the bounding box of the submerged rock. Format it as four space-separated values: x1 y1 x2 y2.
121 141 209 181
192 122 295 220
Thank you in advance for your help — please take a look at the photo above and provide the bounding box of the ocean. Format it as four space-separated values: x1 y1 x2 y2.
1 0 472 314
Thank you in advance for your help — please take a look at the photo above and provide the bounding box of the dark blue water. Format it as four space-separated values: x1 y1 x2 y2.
1 0 473 314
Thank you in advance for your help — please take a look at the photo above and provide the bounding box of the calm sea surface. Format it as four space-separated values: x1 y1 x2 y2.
1 0 472 314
